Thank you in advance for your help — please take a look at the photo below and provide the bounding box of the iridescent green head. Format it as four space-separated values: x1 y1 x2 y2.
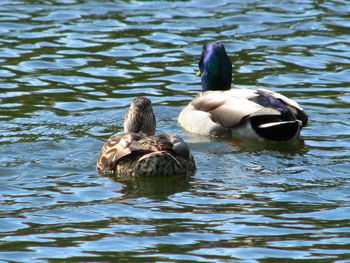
198 42 232 91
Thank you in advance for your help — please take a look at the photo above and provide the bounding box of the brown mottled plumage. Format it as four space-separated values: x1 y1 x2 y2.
97 97 195 177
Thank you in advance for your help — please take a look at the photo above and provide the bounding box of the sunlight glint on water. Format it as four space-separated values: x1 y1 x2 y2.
0 0 350 262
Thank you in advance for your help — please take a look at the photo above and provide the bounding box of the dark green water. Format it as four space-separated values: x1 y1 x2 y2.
1 0 350 262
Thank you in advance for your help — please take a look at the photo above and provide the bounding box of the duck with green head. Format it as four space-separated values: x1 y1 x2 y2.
97 97 196 177
178 42 308 141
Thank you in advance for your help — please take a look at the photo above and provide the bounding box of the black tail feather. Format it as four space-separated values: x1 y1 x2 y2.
249 114 300 141
255 121 300 141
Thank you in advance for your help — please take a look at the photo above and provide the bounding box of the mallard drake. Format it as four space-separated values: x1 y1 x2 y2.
97 97 196 177
178 42 308 141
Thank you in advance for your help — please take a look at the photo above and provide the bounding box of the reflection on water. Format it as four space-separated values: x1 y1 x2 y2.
1 0 350 262
112 176 192 200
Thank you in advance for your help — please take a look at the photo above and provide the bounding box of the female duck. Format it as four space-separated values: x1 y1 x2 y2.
178 42 308 141
97 97 196 177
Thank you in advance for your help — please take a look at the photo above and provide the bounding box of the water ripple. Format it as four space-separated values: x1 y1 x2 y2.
1 0 350 262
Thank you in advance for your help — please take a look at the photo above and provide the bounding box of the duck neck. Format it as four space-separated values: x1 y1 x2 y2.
201 58 232 91
201 73 232 91
124 108 156 136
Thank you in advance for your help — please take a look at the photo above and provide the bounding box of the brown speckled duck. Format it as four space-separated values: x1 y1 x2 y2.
97 97 196 177
178 42 308 141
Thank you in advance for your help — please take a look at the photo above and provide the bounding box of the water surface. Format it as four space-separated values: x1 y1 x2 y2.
1 0 350 262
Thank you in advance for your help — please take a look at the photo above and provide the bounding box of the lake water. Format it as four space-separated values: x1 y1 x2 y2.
1 0 350 262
